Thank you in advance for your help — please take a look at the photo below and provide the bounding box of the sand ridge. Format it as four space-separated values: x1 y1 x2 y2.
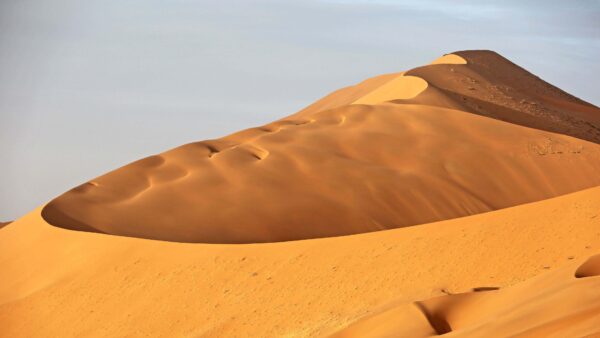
404 50 600 143
352 74 428 104
429 53 467 65
40 51 600 243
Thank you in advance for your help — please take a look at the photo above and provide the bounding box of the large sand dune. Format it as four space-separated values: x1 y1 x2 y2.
2 50 600 337
41 51 600 243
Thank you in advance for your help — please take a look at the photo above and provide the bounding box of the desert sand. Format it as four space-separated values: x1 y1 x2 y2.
41 51 600 244
2 50 600 337
2 184 600 337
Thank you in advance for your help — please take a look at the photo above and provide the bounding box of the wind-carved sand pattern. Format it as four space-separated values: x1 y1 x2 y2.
3 50 600 337
41 50 600 244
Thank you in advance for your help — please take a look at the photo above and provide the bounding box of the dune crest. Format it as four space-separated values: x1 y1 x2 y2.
330 255 600 338
352 74 427 104
429 53 467 65
40 50 600 243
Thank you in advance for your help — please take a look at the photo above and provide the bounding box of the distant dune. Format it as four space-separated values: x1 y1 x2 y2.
41 51 600 243
0 222 10 229
2 50 600 337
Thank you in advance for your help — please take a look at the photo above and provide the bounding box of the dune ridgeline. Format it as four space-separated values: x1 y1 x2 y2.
2 50 600 337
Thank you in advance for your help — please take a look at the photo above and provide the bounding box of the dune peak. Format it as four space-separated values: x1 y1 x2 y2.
429 53 467 65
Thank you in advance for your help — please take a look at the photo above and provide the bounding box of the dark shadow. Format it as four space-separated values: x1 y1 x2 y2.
415 301 452 335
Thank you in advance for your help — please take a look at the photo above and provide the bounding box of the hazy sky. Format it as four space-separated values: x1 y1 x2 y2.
1 0 599 220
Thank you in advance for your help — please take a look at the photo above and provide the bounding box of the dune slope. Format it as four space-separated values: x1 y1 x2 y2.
403 50 600 143
41 51 600 243
330 254 600 338
1 186 600 337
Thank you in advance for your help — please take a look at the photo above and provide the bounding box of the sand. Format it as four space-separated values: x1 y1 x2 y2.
2 50 600 337
2 186 600 337
429 53 467 65
331 254 600 338
41 51 600 243
352 74 427 104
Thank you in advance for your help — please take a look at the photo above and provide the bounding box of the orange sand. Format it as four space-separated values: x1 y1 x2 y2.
2 50 600 337
41 51 600 243
2 186 600 337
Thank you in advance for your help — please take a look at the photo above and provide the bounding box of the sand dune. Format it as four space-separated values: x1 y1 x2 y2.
0 222 9 229
352 74 427 104
2 185 599 337
41 51 600 243
2 50 600 337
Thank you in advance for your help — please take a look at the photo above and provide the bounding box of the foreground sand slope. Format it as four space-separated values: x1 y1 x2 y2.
41 51 600 243
2 186 599 337
330 254 600 338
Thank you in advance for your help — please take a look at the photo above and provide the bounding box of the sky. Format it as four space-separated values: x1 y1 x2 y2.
1 0 599 220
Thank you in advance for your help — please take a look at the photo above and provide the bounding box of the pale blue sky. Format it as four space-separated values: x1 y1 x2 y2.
1 0 599 220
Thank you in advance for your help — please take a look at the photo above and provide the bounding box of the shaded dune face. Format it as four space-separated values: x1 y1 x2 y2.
575 254 600 278
42 51 600 243
403 50 600 143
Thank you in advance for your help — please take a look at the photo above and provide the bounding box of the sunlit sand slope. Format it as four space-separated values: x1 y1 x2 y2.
1 186 600 337
330 254 600 338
